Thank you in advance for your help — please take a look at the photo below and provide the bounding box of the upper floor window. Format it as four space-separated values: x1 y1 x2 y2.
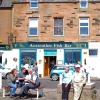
30 0 38 8
79 18 89 36
54 18 63 36
29 18 38 36
80 0 88 8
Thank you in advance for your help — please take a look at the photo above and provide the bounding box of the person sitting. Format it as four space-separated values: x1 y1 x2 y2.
17 67 26 87
7 69 18 98
17 68 40 99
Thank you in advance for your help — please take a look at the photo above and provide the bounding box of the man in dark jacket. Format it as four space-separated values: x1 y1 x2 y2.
17 67 26 87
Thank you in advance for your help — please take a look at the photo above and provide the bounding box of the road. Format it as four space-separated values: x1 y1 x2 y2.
2 77 100 89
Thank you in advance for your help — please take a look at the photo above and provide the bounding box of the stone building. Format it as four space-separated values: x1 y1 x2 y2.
0 0 100 77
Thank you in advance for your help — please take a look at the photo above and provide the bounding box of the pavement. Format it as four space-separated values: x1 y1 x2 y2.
0 88 57 100
0 76 100 100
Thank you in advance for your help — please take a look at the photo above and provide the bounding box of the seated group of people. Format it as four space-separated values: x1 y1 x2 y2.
7 67 40 99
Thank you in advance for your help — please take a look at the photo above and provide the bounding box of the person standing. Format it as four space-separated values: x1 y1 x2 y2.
49 60 55 72
73 64 86 100
33 61 38 76
11 57 17 70
62 66 73 100
7 69 18 98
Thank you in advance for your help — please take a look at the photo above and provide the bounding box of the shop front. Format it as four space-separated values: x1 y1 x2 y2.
12 42 88 77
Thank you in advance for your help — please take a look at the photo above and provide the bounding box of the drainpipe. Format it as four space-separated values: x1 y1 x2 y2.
11 4 14 33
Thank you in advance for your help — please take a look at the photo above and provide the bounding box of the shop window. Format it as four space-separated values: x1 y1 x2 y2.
64 50 81 64
89 49 98 56
21 50 36 66
28 18 38 36
54 18 63 36
79 18 89 36
30 0 38 8
80 0 88 8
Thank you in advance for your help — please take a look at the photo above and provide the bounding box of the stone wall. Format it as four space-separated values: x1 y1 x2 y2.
57 83 96 100
12 2 100 42
0 9 12 44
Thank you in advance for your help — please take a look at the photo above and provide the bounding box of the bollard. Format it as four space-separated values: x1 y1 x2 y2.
0 72 2 89
87 73 91 83
59 74 62 84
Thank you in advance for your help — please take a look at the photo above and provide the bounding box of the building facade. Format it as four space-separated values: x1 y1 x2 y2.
0 0 100 77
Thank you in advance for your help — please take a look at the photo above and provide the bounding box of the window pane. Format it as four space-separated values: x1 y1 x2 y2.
65 50 81 64
29 28 37 35
29 19 38 27
54 27 63 35
29 18 38 36
89 49 98 56
81 1 87 7
54 18 63 35
80 18 88 20
65 51 72 64
80 23 88 26
80 27 88 35
21 50 36 66
73 50 81 64
30 2 38 7
54 18 63 26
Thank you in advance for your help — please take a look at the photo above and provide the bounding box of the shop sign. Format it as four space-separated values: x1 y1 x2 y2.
44 50 57 56
0 44 10 50
13 42 88 49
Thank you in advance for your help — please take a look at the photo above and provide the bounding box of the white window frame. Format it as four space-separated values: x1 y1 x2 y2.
80 0 88 8
30 0 38 9
53 18 64 36
28 18 38 36
79 17 89 36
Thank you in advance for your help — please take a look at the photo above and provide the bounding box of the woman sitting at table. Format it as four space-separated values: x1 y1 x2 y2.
7 69 18 98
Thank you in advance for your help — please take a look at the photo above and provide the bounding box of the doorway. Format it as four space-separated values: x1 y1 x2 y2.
44 56 56 76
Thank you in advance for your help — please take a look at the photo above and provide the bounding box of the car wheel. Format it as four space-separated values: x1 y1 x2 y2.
51 74 59 81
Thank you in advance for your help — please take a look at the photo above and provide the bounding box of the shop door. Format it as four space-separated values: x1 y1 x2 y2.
44 56 56 76
44 56 49 76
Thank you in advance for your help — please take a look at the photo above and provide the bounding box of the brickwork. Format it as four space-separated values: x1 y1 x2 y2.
0 9 12 44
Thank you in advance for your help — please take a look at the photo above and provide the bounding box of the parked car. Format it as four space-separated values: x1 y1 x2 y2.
0 66 11 79
50 64 75 81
